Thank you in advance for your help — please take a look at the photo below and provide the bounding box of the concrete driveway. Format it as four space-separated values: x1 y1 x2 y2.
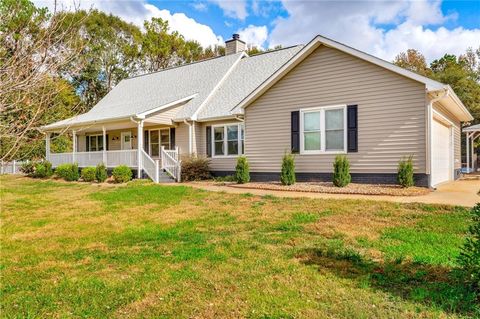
185 179 480 207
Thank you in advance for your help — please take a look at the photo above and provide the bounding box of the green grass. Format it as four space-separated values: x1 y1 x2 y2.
0 175 478 318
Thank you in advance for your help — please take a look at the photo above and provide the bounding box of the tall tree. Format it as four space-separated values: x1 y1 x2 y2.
394 49 431 76
58 10 143 112
431 53 480 122
0 0 82 161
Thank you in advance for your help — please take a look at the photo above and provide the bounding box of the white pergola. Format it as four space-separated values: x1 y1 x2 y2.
464 124 480 173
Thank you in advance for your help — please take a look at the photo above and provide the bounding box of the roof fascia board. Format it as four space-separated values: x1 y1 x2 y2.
41 115 134 132
194 114 242 122
190 52 247 121
137 94 198 118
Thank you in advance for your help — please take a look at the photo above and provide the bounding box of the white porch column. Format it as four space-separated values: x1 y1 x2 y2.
471 133 475 171
102 126 107 165
72 130 76 163
137 120 144 178
466 132 471 173
45 133 51 161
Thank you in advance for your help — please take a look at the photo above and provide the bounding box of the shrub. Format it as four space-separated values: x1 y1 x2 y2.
458 203 480 292
20 161 35 176
95 163 108 183
81 167 96 182
180 156 210 182
32 161 53 178
55 163 79 181
235 156 250 184
112 165 132 183
333 155 351 187
280 153 296 185
397 156 414 188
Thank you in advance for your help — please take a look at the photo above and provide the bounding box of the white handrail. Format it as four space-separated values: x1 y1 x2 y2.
141 149 157 182
161 146 180 182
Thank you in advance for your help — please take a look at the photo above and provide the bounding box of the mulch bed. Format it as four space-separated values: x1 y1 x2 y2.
225 181 431 196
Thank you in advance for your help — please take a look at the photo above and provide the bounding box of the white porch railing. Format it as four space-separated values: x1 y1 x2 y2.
141 149 159 183
49 150 137 168
161 146 181 182
106 150 137 167
49 153 74 167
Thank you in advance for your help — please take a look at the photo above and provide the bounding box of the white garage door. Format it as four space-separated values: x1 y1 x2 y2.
431 119 452 186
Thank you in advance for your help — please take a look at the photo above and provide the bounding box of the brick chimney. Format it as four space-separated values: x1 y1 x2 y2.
225 34 246 55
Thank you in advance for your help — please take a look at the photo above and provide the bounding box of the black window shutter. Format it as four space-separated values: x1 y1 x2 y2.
170 128 175 149
86 136 90 152
291 111 300 153
144 130 148 151
347 105 358 152
206 126 212 157
106 134 109 151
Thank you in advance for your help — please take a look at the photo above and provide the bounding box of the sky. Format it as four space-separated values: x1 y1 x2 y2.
34 0 480 62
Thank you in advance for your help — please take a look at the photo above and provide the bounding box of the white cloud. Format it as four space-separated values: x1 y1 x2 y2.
192 2 208 12
269 0 480 62
33 0 223 48
237 25 268 49
208 0 247 20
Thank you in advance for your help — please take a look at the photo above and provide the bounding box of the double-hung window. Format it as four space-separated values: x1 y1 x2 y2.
213 123 244 157
300 105 347 154
87 135 103 152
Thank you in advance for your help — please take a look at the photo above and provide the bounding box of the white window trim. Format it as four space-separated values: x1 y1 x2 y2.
148 128 170 157
300 104 347 155
87 134 104 152
212 123 244 158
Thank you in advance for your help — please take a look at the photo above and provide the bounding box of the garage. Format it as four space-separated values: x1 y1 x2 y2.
431 117 453 187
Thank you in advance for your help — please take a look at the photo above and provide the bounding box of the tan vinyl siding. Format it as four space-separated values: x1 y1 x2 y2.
175 122 190 157
145 103 185 125
245 45 427 174
85 128 137 151
433 102 461 169
196 120 242 171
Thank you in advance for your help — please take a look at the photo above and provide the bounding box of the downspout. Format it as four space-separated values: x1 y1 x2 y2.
427 88 449 188
183 119 193 154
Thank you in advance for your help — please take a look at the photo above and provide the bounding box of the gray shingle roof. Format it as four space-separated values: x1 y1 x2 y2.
196 46 303 120
43 52 243 129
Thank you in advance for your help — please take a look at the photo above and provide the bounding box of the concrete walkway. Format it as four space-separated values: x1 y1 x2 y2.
184 179 480 207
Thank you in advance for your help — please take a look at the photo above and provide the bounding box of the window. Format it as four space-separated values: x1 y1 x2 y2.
300 105 346 153
87 135 103 152
149 129 170 157
212 124 244 157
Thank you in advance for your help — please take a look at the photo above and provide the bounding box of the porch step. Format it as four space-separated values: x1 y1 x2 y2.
158 170 175 183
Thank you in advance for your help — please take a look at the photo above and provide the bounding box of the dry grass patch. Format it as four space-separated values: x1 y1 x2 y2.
1 175 476 318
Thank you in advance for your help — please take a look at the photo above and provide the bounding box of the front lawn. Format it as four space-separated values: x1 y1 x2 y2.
1 175 478 318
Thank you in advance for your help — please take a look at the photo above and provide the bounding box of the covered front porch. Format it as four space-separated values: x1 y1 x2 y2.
45 118 181 182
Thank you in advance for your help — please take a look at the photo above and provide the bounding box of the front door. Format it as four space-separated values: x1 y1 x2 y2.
121 132 132 150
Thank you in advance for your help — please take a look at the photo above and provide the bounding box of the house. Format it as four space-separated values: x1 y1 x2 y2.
42 34 473 187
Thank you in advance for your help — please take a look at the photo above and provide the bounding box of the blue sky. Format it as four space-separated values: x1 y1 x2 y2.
36 0 480 62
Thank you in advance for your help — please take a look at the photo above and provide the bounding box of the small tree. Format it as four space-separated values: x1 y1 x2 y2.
458 203 480 292
280 153 296 186
333 155 351 187
235 156 250 184
96 163 108 183
397 156 414 188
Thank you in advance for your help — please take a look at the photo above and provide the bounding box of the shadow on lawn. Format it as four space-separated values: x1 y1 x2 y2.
297 247 479 316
